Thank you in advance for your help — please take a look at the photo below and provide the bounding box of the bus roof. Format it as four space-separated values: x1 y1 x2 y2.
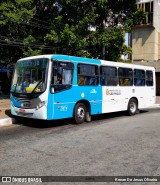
51 55 101 64
100 60 155 71
18 54 155 71
18 54 101 64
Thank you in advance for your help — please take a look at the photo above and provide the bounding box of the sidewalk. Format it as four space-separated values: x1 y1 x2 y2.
0 95 14 127
0 95 160 127
156 96 160 104
0 95 11 119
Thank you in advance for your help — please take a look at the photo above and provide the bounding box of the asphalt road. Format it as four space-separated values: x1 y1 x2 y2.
0 109 160 185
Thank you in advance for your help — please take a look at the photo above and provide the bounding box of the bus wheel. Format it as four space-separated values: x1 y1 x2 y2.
128 98 138 116
74 103 86 124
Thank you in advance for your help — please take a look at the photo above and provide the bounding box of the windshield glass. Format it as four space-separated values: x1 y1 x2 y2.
11 58 48 94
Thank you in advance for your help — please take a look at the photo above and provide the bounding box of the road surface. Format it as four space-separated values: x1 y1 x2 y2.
0 109 160 184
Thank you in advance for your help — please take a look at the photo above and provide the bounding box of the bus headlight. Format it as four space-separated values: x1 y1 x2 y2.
35 101 46 110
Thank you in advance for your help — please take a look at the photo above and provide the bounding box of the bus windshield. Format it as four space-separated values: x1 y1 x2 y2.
11 58 48 94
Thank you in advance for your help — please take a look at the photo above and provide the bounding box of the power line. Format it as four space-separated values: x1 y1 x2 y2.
0 35 57 50
0 35 42 46
30 17 51 26
0 42 56 50
26 20 51 30
0 17 52 30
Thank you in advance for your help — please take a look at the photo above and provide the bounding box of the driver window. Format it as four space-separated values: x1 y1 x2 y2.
51 61 73 93
62 69 72 84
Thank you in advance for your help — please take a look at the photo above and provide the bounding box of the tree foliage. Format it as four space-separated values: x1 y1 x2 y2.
0 0 145 63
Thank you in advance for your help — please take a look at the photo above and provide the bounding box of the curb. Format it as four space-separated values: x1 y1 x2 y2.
148 104 160 109
0 118 16 127
0 104 159 128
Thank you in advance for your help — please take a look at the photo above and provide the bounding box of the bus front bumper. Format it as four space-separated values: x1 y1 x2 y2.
11 104 47 120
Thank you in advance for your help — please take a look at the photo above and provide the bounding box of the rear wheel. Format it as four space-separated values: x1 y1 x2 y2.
74 103 86 124
128 98 138 116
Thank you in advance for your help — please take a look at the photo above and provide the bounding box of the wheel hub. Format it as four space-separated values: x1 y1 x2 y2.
77 107 85 120
130 102 136 113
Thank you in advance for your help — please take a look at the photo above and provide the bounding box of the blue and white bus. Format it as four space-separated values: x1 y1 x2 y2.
11 55 156 123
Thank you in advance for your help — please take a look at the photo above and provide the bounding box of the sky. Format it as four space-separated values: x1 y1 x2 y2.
125 33 128 46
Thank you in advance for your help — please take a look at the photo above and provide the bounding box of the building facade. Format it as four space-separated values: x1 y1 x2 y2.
132 0 160 95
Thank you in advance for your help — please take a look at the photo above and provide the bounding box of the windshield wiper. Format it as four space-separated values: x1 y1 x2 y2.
31 80 42 94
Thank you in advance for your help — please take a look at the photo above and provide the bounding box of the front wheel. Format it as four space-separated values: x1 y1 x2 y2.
74 103 86 124
128 98 138 116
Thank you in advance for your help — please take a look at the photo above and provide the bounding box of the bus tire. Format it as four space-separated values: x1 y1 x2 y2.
74 103 86 124
128 98 138 116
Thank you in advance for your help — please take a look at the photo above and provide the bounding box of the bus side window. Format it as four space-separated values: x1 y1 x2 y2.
56 75 62 84
118 68 133 86
89 76 97 85
134 69 145 86
51 61 73 93
123 78 130 86
101 76 106 85
77 64 98 86
100 66 117 86
146 70 153 86
62 69 72 84
78 75 86 85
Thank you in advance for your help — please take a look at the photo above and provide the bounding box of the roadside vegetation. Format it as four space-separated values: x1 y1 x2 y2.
0 0 145 63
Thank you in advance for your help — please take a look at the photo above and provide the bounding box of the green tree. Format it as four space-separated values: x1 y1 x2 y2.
44 0 144 61
0 0 145 64
0 0 34 63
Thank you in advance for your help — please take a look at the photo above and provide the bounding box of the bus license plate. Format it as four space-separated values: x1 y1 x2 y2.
19 109 25 113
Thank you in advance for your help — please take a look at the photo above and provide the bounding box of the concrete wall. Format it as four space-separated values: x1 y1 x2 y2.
153 0 160 32
132 0 160 95
152 0 160 60
132 27 158 61
132 0 160 62
158 32 160 60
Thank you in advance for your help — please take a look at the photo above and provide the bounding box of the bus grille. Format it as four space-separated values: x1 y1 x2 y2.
14 97 33 109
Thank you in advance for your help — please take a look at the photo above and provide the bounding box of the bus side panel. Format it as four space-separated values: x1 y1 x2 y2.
52 86 102 120
102 86 131 113
102 81 156 113
53 88 76 120
116 87 136 111
102 86 139 113
102 86 117 113
84 86 102 115
135 86 156 109
47 92 54 120
140 71 156 108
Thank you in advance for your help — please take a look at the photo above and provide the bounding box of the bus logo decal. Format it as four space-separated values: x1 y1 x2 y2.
81 93 85 98
58 106 68 111
106 89 121 95
90 89 97 94
106 89 109 95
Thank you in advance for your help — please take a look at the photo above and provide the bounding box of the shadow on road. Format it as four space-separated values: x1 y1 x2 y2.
13 109 149 129
13 117 73 129
92 110 148 122
5 109 11 116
